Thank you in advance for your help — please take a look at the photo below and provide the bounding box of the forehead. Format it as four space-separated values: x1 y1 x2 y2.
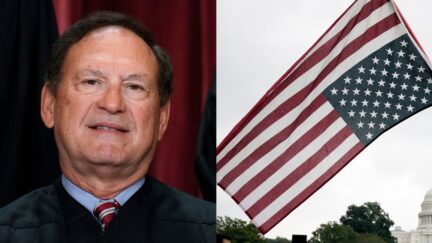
62 26 158 79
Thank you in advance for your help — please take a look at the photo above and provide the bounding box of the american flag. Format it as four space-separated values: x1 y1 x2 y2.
217 0 432 234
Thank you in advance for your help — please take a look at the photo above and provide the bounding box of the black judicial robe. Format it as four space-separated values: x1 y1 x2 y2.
0 176 215 243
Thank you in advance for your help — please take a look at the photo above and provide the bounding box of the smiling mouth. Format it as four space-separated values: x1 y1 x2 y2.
88 124 128 133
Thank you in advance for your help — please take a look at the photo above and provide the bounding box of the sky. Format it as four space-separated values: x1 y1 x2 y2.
217 0 432 239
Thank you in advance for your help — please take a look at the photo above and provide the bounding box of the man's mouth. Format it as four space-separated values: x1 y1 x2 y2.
88 123 129 133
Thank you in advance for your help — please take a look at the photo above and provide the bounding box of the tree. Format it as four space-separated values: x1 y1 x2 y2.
340 202 395 243
309 221 358 243
217 216 266 243
266 236 291 243
309 222 386 243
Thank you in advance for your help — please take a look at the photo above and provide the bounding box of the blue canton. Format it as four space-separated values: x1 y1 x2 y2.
324 34 432 144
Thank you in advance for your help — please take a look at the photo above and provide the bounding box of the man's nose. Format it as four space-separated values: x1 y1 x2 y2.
96 84 126 114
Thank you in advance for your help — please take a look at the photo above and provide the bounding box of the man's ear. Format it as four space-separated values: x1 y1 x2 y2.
40 84 55 128
157 99 171 141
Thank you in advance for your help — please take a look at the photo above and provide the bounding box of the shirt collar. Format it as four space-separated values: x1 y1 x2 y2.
61 174 145 214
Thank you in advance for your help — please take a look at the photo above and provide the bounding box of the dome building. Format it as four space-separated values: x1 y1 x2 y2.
392 189 432 243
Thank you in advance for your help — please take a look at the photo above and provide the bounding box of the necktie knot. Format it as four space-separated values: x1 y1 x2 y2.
93 200 121 231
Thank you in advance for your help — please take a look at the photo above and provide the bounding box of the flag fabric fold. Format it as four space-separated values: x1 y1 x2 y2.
217 0 432 234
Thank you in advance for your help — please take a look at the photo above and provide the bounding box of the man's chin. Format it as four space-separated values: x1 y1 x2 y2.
84 146 128 166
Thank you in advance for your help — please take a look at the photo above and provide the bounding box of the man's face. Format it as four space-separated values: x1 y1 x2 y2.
41 27 170 178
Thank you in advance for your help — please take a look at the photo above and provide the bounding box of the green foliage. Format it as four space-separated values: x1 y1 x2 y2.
340 202 395 243
266 236 291 243
217 216 266 243
309 222 386 243
309 221 358 243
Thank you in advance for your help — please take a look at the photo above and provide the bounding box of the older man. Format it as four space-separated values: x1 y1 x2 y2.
0 11 215 242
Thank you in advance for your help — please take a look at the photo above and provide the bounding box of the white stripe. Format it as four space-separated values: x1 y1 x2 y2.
252 133 360 226
218 20 403 183
276 0 371 83
225 101 334 194
303 0 371 63
240 117 347 210
217 3 395 165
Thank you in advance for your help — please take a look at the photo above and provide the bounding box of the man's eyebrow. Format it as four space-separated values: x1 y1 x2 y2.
77 69 105 78
122 74 148 82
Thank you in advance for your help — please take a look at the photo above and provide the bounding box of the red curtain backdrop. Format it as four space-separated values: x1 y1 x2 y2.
52 0 215 197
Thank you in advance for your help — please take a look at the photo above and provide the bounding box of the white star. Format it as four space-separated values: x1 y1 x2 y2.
398 93 405 100
339 99 347 106
378 79 386 86
421 97 428 104
373 100 380 107
364 89 372 96
381 112 389 119
392 72 399 79
342 87 349 95
410 95 417 102
330 87 338 95
387 92 394 98
351 99 358 106
386 48 393 55
372 57 379 64
397 50 405 57
384 101 391 108
424 87 431 94
394 61 402 68
357 121 364 128
389 82 397 88
407 105 414 112
358 66 365 73
406 63 413 70
418 66 426 73
370 111 377 118
353 88 360 95
361 99 369 106
368 121 375 128
428 78 432 84
369 67 377 75
412 84 420 92
395 103 403 110
393 113 400 120
359 110 366 117
384 58 391 66
400 40 408 47
403 73 411 79
366 132 373 140
409 53 417 61
375 90 383 97
344 76 351 84
348 110 355 117
367 78 374 86
401 83 408 90
379 122 386 129
415 75 422 82
381 69 388 76
355 77 363 84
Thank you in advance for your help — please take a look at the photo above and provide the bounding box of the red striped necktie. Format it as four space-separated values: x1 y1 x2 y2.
93 200 121 231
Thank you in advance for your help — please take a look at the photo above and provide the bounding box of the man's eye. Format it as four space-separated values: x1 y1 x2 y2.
83 79 99 85
127 84 144 91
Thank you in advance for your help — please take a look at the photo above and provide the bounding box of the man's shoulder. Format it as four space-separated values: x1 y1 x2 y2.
0 182 63 229
145 177 215 224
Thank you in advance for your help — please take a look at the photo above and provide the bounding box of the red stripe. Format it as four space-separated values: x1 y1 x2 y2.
216 0 387 155
257 142 364 234
229 105 341 202
218 95 327 187
217 89 327 173
217 13 399 172
245 125 353 217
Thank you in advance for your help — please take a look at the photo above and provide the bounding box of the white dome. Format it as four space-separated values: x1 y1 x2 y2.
425 189 432 201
